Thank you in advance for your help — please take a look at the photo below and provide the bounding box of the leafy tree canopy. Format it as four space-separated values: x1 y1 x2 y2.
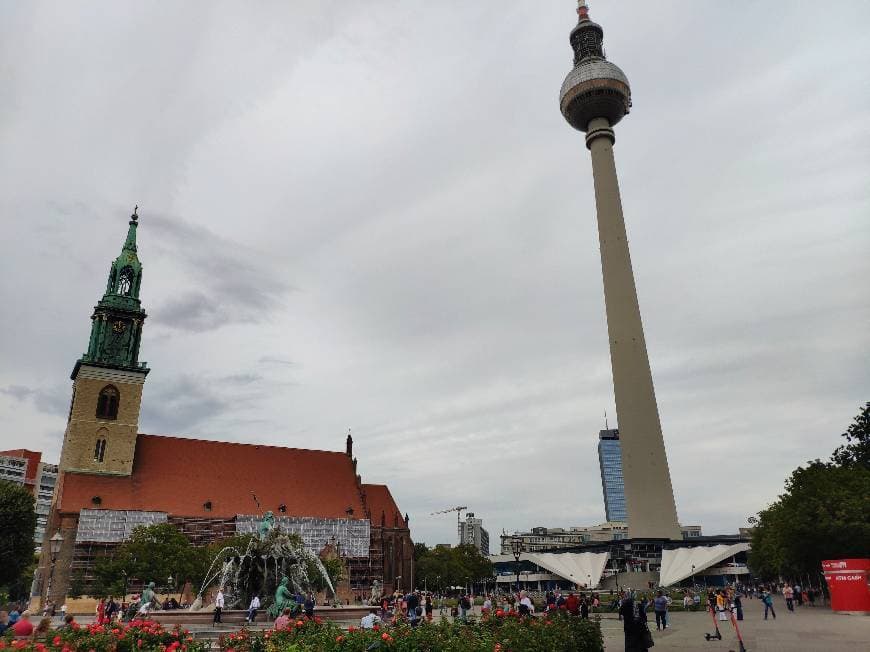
415 544 492 591
831 401 870 469
749 402 870 580
0 480 37 587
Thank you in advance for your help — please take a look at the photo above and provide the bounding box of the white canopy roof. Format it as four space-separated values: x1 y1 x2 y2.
658 543 750 587
491 551 610 587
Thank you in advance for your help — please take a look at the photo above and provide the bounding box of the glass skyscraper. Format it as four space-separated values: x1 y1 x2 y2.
598 429 627 522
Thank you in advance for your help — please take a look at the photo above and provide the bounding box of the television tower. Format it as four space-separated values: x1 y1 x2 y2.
559 1 681 539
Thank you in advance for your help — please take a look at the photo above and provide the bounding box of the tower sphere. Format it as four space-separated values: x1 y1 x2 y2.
559 7 631 132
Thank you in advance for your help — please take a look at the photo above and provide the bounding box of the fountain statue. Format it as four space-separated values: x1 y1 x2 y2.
191 517 335 614
270 577 297 618
369 579 383 605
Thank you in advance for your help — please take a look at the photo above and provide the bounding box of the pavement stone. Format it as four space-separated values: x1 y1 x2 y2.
600 604 870 651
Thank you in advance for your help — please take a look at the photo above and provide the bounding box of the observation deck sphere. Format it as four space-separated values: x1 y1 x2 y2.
560 59 631 132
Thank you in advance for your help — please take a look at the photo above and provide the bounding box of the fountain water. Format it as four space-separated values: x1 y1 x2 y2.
191 520 335 614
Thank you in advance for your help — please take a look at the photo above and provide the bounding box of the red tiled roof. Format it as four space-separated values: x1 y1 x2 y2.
362 483 403 525
59 435 366 519
0 449 42 485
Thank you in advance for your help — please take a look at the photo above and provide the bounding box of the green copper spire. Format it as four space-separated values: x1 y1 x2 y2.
73 206 149 378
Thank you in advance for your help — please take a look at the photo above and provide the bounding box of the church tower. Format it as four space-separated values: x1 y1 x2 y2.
59 207 149 477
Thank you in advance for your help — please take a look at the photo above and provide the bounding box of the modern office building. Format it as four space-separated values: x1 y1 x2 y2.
597 429 626 522
459 512 490 555
560 1 681 538
0 449 58 547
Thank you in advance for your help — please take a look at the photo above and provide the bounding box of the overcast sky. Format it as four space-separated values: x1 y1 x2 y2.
1 1 868 548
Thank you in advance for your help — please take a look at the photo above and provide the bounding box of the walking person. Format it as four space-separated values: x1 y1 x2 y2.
653 590 669 630
762 590 776 620
619 591 651 652
783 584 794 611
213 588 224 624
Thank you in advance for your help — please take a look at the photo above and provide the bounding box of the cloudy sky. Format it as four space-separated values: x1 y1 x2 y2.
1 1 868 547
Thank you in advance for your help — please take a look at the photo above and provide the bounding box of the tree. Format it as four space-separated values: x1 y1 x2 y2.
0 480 37 587
415 544 493 591
832 401 870 469
749 402 870 579
92 523 200 596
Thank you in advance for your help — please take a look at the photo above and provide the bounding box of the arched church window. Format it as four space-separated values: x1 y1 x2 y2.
94 438 107 463
118 266 134 296
96 385 119 420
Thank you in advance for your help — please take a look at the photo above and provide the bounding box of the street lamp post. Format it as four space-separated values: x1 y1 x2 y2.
45 532 63 606
691 564 696 588
510 536 523 594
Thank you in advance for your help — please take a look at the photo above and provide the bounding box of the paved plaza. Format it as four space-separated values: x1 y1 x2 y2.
599 605 870 651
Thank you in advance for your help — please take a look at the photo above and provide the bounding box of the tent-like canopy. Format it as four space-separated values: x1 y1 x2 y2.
491 551 610 587
658 542 750 587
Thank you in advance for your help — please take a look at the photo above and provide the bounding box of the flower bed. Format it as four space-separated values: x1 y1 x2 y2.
218 613 602 652
1 621 209 652
2 614 602 652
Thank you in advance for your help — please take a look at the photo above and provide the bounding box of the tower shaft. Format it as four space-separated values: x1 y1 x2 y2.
586 117 680 539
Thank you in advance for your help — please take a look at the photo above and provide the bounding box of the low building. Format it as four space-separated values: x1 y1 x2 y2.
501 522 702 555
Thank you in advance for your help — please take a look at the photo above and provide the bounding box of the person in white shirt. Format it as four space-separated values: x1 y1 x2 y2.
518 591 534 616
246 595 260 622
213 589 225 624
360 608 381 629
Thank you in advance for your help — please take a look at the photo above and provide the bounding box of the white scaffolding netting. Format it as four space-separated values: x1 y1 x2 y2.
76 509 168 543
235 515 370 557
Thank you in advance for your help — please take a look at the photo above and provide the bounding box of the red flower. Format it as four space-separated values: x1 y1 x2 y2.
52 637 62 646
495 609 504 617
295 620 304 627
35 644 46 652
335 635 344 643
381 633 391 641
137 640 143 648
347 626 356 633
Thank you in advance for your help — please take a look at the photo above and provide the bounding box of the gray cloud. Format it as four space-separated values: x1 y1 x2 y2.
1 2 868 548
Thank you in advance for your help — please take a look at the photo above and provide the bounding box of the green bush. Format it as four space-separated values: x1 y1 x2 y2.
217 612 602 652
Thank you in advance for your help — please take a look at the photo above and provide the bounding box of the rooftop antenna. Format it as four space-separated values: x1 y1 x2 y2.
604 409 609 430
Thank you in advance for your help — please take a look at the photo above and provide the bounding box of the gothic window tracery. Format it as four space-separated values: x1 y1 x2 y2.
96 385 119 420
94 437 107 463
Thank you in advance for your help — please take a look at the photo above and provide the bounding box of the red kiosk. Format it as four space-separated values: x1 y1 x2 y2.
822 559 870 614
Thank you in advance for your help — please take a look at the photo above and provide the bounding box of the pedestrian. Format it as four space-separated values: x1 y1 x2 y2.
56 614 77 631
11 611 34 637
425 594 434 621
734 590 744 621
304 592 315 619
213 587 224 624
808 588 816 607
683 592 691 611
360 608 381 629
565 592 579 616
246 595 260 623
34 617 52 637
653 590 668 630
406 591 420 627
517 591 533 617
762 590 776 620
783 584 794 611
794 583 802 606
619 591 651 652
274 607 291 630
580 596 590 619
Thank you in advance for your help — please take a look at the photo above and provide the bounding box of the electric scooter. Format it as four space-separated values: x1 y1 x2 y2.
704 605 722 641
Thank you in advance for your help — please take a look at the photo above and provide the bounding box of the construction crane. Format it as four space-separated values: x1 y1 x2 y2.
430 506 468 544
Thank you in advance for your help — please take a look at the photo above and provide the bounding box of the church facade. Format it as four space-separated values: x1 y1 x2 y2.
37 209 413 605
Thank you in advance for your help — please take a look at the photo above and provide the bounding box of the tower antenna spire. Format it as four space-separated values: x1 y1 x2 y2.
132 204 138 221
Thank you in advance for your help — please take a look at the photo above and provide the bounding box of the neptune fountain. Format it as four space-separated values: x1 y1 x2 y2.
191 511 335 615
